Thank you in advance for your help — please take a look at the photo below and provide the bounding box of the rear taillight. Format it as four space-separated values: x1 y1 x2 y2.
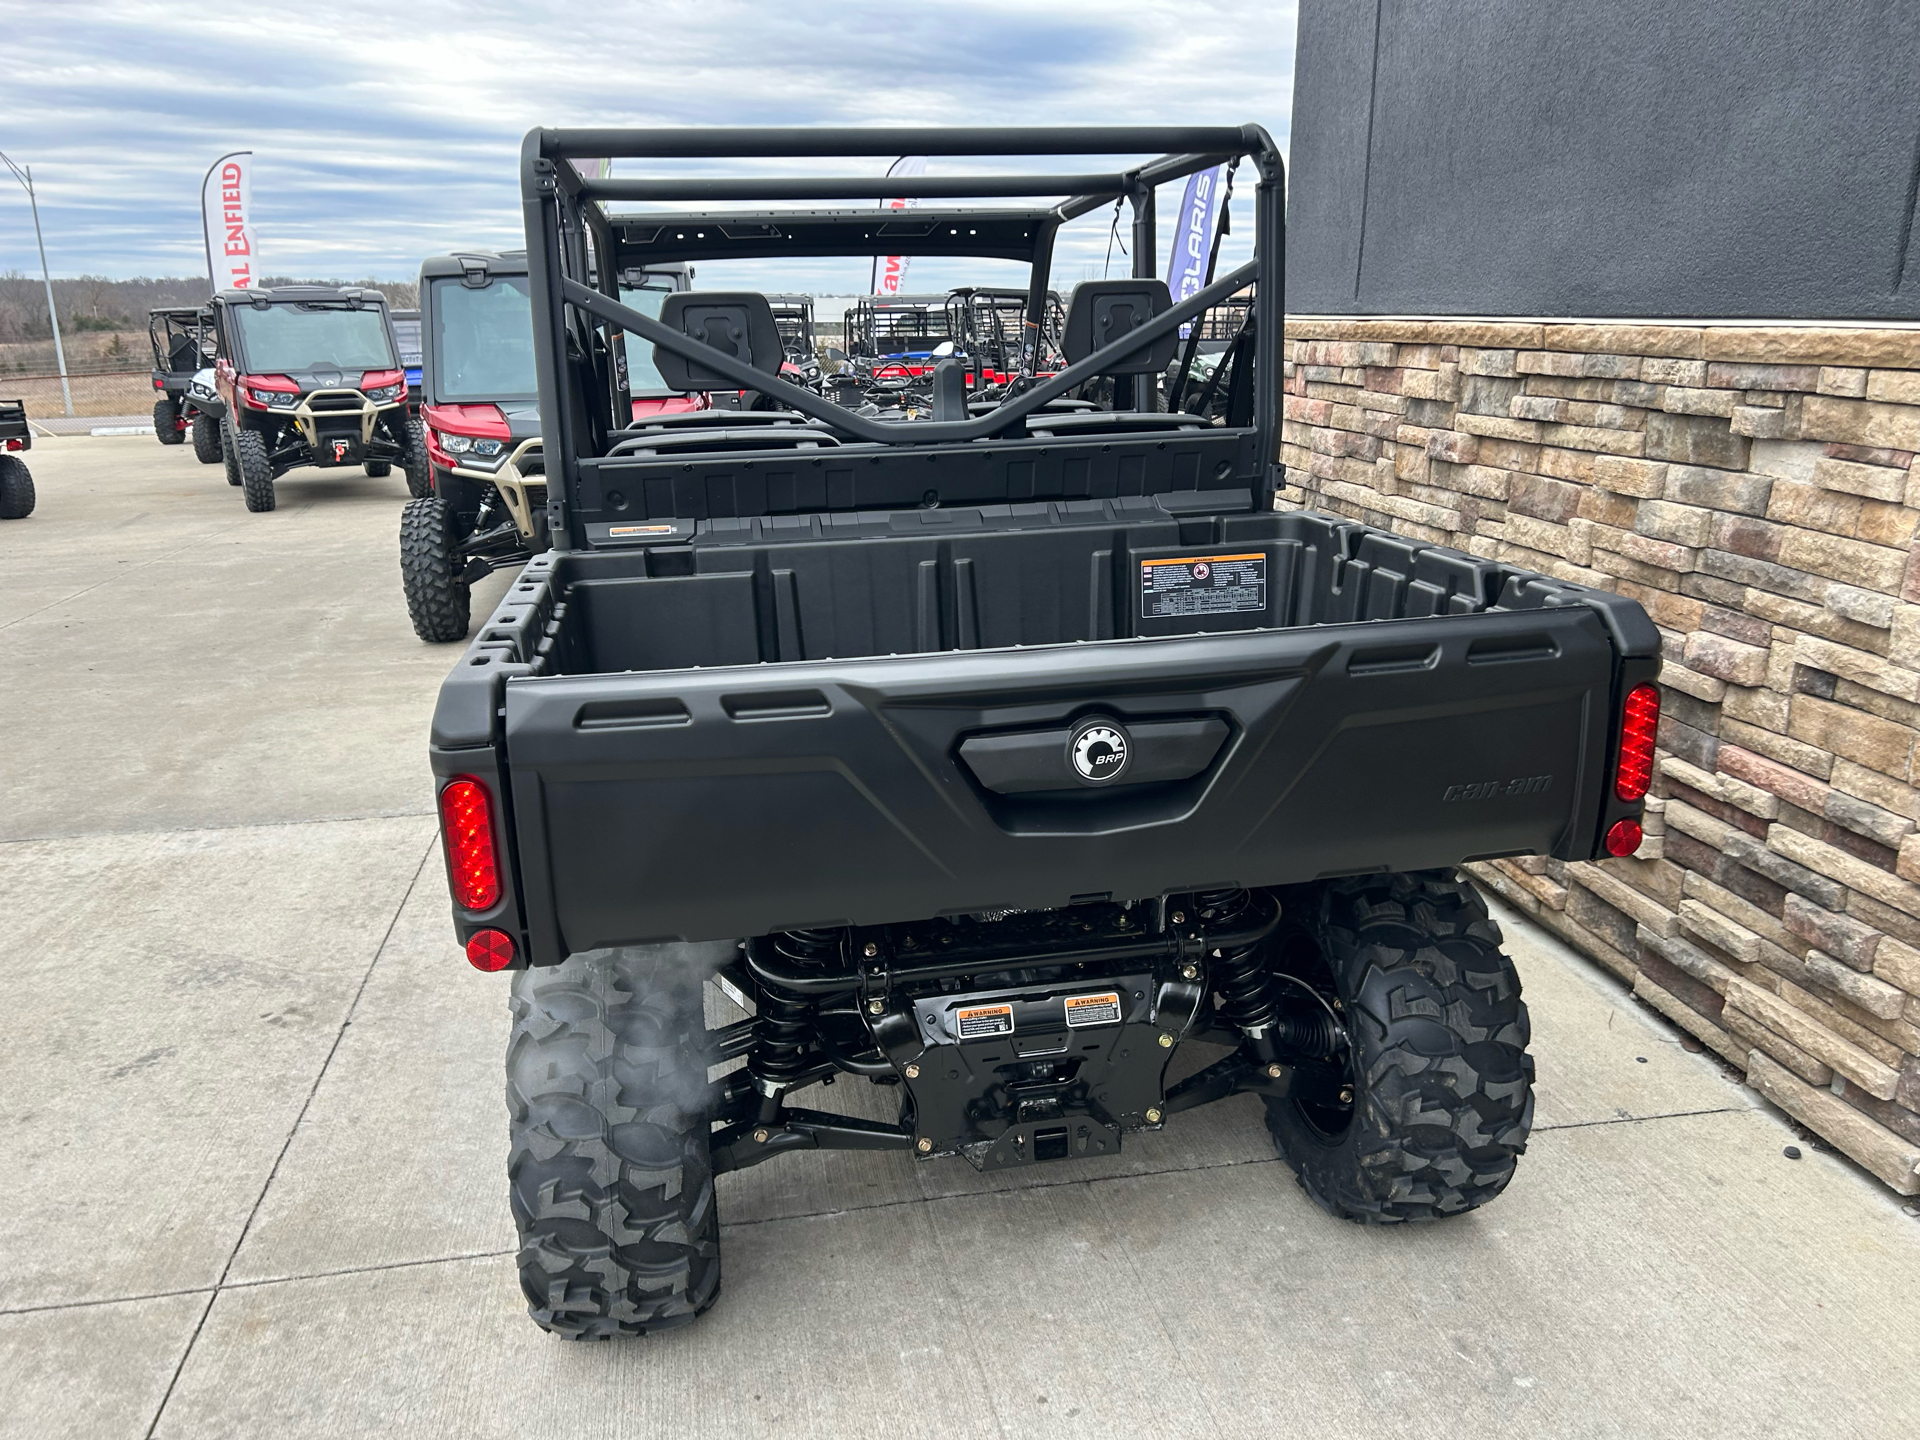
439 776 500 910
1614 684 1660 802
466 929 515 971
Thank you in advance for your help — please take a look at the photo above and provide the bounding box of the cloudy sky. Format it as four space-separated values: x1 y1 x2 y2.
0 0 1296 292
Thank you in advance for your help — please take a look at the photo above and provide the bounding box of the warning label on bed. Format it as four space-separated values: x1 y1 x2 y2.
956 1003 1014 1039
1063 991 1123 1028
1140 553 1268 618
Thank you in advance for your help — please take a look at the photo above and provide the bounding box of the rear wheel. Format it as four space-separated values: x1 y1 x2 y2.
0 454 35 518
153 397 183 444
398 496 471 643
226 420 275 512
1263 870 1534 1223
507 943 725 1338
191 411 223 465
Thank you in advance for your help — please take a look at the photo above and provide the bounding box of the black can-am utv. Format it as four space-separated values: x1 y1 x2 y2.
209 285 428 512
424 125 1662 1341
390 307 424 414
0 398 34 518
945 285 1066 394
148 305 222 460
401 252 698 642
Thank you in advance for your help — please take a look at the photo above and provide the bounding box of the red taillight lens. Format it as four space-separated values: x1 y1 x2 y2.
466 929 515 971
439 776 500 910
1615 684 1660 802
1605 818 1644 857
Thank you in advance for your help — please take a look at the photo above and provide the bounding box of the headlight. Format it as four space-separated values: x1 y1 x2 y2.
365 383 403 403
472 439 504 457
437 431 473 454
251 388 297 408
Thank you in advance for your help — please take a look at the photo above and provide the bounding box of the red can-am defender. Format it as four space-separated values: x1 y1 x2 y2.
401 252 701 642
0 398 35 519
209 285 428 512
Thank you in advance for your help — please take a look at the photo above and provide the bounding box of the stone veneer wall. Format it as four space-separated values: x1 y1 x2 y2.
1279 316 1920 1196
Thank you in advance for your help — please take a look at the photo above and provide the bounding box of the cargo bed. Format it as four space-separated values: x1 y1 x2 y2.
433 501 1657 961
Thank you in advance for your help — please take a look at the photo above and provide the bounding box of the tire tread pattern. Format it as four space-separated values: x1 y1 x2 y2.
507 946 722 1339
1265 869 1534 1224
0 454 35 519
398 497 471 643
228 422 274 511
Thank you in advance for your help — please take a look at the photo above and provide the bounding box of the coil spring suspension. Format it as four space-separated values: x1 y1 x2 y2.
751 928 842 1122
1198 889 1280 1063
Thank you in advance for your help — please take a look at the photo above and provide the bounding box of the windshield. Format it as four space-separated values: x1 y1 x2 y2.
231 303 396 372
430 275 536 402
620 285 678 394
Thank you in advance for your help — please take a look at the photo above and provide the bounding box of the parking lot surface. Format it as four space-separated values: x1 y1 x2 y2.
4 436 1918 1439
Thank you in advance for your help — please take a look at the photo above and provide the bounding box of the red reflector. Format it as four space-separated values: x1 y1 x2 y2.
466 929 515 971
1605 818 1645 857
1615 684 1660 802
439 776 500 910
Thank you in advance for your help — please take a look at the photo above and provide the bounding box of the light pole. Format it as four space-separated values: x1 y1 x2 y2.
0 150 73 417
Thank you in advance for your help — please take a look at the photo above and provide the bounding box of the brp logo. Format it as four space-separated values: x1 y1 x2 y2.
1069 718 1131 785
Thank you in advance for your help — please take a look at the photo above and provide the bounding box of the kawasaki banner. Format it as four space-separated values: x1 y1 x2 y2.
1165 163 1226 335
870 155 927 295
202 152 260 290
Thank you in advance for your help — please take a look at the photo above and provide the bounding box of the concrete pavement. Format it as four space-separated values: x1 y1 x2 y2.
3 435 1917 1438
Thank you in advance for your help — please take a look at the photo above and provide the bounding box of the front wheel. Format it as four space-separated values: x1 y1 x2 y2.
398 497 471 643
0 454 35 518
153 397 183 445
226 420 275 511
191 411 223 465
1263 870 1534 1223
507 944 725 1338
364 460 392 478
395 414 431 498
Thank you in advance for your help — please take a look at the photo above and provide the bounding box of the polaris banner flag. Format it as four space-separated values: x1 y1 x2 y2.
870 155 927 295
202 152 259 290
1166 163 1226 335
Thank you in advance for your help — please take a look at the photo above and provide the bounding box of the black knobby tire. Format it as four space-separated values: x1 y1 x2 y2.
364 459 392 478
191 412 223 465
221 420 242 485
0 454 35 519
395 414 431 498
507 943 725 1339
227 421 275 512
1263 869 1534 1223
153 397 184 444
398 497 472 643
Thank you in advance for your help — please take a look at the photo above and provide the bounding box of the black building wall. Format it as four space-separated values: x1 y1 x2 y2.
1287 0 1920 320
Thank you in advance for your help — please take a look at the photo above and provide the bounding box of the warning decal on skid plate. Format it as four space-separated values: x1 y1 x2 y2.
1140 553 1267 618
956 1003 1014 1039
1063 991 1122 1028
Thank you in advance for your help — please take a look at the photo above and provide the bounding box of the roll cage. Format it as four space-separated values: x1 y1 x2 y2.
520 125 1285 550
149 306 214 376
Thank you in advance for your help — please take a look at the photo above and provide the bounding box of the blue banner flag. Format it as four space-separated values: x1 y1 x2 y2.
1166 164 1226 336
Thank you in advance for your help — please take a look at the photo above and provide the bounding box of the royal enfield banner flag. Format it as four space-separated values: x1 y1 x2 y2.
202 152 260 290
1166 163 1226 336
870 155 927 295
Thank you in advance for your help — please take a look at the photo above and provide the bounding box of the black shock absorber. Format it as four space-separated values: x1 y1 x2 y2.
1197 888 1281 1065
750 928 843 1124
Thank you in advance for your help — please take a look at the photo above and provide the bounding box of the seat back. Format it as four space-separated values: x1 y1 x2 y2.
652 293 783 391
1062 280 1176 375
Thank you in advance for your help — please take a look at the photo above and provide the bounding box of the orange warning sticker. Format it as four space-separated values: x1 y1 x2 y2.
607 524 676 537
1063 991 1123 1028
956 1003 1014 1039
1140 552 1268 619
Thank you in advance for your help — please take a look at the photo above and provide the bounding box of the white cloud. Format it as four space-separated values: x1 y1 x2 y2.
1 0 1295 289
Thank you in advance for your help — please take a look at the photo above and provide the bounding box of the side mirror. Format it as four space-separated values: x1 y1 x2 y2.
932 340 956 358
826 347 847 362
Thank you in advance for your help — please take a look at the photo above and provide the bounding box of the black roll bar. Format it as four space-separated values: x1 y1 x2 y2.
561 260 1257 447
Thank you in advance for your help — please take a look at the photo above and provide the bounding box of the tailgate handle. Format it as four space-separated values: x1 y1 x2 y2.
959 718 1228 795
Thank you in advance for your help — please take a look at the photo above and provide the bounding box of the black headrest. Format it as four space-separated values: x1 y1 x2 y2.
1062 280 1176 375
652 292 782 392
